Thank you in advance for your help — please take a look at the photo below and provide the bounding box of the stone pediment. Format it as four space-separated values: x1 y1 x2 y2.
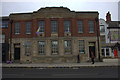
36 7 72 13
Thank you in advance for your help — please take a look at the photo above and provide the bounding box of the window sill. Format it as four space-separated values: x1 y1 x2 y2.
52 53 58 55
89 32 94 33
78 32 83 34
79 53 85 54
38 54 45 55
15 33 20 35
64 32 71 34
39 32 44 34
64 53 72 54
26 33 31 35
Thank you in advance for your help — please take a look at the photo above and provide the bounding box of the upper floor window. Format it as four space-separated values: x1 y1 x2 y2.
78 20 83 33
2 21 8 28
0 34 5 43
100 25 105 33
88 21 94 33
38 20 45 33
15 22 20 34
51 20 58 33
26 22 31 34
51 41 58 54
64 20 71 33
64 40 71 54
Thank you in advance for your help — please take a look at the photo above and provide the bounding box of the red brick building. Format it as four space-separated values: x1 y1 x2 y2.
1 7 101 63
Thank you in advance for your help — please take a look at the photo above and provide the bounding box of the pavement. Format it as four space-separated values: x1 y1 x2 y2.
1 62 120 68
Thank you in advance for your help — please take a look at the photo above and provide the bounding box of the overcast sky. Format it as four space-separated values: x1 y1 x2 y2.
0 0 120 21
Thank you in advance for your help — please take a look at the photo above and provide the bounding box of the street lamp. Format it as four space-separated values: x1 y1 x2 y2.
95 17 101 61
10 19 13 61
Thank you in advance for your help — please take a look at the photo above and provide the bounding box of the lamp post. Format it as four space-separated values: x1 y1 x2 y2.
10 20 13 61
95 17 101 61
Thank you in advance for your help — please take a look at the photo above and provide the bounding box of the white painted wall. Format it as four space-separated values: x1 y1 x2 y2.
99 18 108 36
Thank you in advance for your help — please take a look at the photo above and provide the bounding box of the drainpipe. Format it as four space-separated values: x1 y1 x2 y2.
95 17 101 61
10 20 13 61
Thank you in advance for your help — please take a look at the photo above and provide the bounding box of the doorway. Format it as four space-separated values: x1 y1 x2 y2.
14 44 20 61
89 42 96 58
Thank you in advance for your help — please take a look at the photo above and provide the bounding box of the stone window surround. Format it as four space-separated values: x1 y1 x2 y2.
38 41 45 55
79 40 85 54
51 40 58 55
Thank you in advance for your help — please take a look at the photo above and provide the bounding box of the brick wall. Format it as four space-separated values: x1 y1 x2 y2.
2 7 100 41
7 18 99 38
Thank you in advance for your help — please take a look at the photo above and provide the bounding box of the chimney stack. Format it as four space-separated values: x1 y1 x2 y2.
106 11 111 23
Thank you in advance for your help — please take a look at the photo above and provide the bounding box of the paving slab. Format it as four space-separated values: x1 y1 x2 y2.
1 62 119 68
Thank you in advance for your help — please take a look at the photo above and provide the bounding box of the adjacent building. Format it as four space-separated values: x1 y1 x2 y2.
0 17 9 62
1 7 101 63
99 12 120 58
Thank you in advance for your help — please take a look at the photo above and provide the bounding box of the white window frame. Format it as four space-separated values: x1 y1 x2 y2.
2 21 8 28
64 20 71 33
88 21 94 33
25 41 31 56
64 40 71 54
38 41 45 55
38 20 45 33
25 22 31 34
78 20 83 33
15 22 20 34
51 41 58 54
79 40 85 54
51 20 58 33
100 25 105 33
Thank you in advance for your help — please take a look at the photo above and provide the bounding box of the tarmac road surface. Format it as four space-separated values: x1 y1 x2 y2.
2 67 120 78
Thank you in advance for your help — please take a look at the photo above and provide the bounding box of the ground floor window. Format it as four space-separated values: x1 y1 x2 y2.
106 48 109 56
79 40 85 54
64 40 71 54
51 41 58 54
25 42 31 56
38 41 45 55
101 48 105 56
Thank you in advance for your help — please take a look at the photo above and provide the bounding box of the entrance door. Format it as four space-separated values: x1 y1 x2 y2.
114 49 118 58
2 43 9 63
14 44 20 60
89 42 95 58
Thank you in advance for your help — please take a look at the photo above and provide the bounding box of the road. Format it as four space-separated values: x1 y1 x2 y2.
2 67 120 78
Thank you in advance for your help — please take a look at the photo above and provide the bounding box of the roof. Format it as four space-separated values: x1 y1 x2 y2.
0 16 9 20
10 7 98 16
108 21 120 27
